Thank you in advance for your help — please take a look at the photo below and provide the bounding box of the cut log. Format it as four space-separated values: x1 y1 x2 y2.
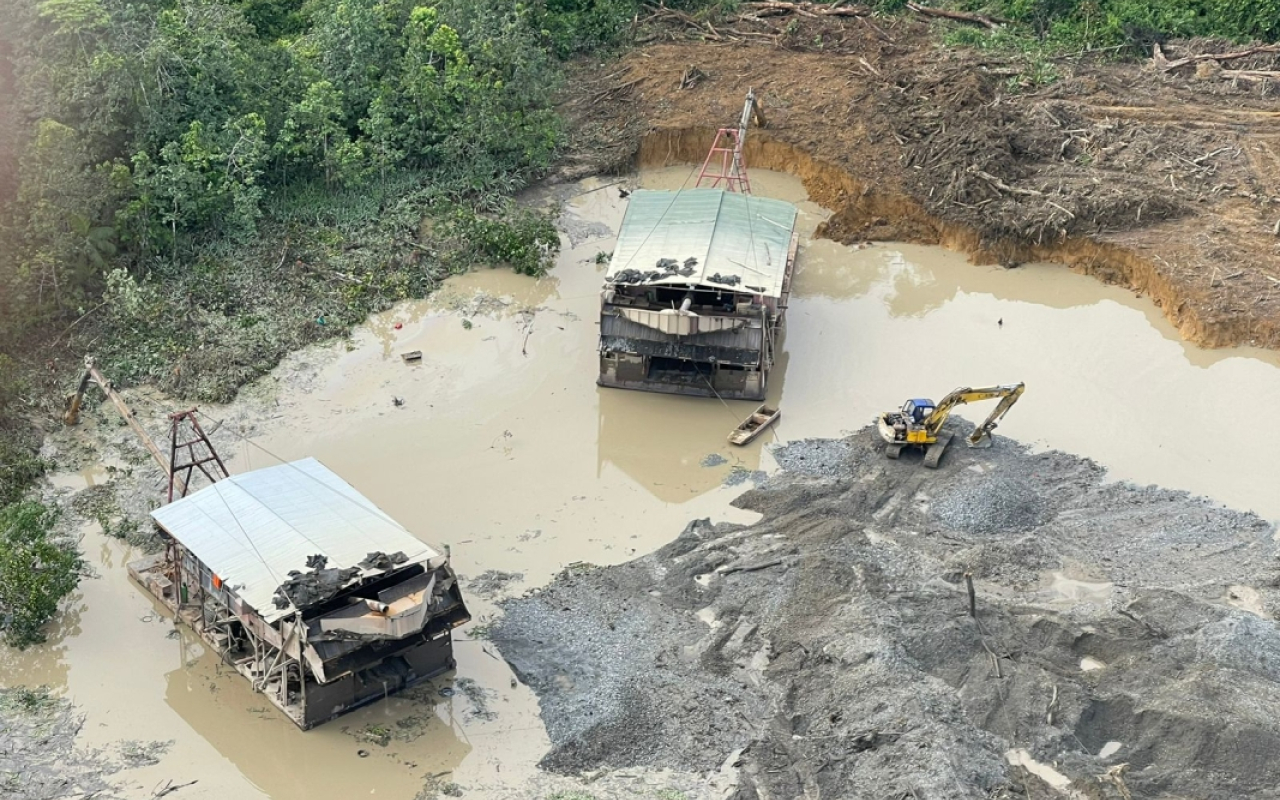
906 2 1005 30
967 166 1044 197
1217 69 1280 83
742 1 871 17
1153 41 1280 71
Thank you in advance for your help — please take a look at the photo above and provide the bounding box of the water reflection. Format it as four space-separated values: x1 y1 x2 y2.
0 590 80 690
595 388 764 505
164 637 471 800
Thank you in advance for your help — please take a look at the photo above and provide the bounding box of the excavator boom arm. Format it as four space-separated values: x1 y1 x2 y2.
966 383 1025 444
732 89 763 185
923 383 1025 436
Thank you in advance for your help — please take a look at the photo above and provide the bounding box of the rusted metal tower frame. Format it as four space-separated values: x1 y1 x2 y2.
164 410 229 613
695 89 765 193
167 409 229 503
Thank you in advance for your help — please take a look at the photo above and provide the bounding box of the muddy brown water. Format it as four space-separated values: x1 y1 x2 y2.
5 167 1280 799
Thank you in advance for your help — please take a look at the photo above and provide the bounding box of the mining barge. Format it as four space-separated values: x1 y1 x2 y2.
65 360 469 730
598 189 798 400
597 92 799 401
131 455 470 729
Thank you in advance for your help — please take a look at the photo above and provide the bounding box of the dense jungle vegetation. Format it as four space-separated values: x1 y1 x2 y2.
1 0 1278 645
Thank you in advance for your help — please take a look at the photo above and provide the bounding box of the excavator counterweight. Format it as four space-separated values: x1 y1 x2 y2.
877 382 1025 468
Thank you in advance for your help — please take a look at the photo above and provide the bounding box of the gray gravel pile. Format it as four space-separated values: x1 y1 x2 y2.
1190 612 1280 683
722 466 766 487
557 214 614 248
931 469 1050 534
496 426 1280 800
767 437 852 478
494 533 770 774
464 570 525 599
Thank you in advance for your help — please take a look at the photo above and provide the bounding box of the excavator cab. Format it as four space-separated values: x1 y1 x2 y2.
902 399 936 425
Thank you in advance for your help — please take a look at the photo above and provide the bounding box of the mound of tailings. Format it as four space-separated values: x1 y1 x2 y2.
494 426 1279 799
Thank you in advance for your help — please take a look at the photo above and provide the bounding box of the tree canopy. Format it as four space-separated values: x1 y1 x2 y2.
0 0 569 323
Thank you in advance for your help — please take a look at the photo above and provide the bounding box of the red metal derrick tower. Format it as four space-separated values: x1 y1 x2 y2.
695 89 766 193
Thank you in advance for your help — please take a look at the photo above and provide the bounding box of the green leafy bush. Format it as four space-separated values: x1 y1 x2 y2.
0 502 82 649
951 0 1280 51
443 205 560 277
532 0 642 58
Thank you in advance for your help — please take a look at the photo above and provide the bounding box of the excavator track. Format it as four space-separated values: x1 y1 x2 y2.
922 431 954 469
885 443 903 460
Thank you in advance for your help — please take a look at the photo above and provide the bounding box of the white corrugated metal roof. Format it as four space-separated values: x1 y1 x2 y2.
150 458 438 622
606 188 798 297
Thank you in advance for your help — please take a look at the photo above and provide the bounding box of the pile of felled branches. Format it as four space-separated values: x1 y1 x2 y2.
641 1 1004 43
1153 42 1280 84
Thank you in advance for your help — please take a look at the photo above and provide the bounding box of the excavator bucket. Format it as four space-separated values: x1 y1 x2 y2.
966 433 995 449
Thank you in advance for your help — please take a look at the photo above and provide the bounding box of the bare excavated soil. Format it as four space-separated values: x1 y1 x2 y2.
557 18 1280 350
494 427 1280 799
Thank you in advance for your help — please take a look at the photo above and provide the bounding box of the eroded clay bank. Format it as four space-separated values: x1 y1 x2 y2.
634 128 1280 351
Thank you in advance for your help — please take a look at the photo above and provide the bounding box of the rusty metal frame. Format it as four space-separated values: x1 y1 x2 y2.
167 409 229 502
695 127 752 193
695 89 763 193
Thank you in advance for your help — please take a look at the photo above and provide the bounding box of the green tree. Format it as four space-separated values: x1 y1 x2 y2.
131 113 268 249
137 1 260 152
11 119 117 308
310 0 395 125
0 502 82 649
387 1 560 192
19 0 140 158
360 91 407 188
531 0 641 58
435 0 560 188
397 6 472 163
35 0 110 37
277 80 367 186
235 0 309 39
1203 0 1280 40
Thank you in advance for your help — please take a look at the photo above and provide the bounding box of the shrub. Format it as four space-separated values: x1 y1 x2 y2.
0 502 83 649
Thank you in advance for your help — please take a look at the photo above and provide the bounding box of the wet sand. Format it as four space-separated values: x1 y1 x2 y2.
5 167 1280 799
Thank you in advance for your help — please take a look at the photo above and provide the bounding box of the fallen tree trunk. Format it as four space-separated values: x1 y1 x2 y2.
1152 41 1280 71
906 2 1005 30
968 165 1044 197
1211 68 1280 83
742 1 871 17
643 3 733 41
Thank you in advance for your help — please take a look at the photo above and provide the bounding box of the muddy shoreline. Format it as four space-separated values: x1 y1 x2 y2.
495 427 1280 799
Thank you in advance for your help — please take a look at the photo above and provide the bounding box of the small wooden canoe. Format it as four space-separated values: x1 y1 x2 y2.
728 404 781 446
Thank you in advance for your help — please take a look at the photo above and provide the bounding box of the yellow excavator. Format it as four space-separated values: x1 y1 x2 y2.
877 382 1025 468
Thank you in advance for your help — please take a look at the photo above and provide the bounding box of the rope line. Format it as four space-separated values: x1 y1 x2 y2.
699 372 749 427
199 478 301 615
